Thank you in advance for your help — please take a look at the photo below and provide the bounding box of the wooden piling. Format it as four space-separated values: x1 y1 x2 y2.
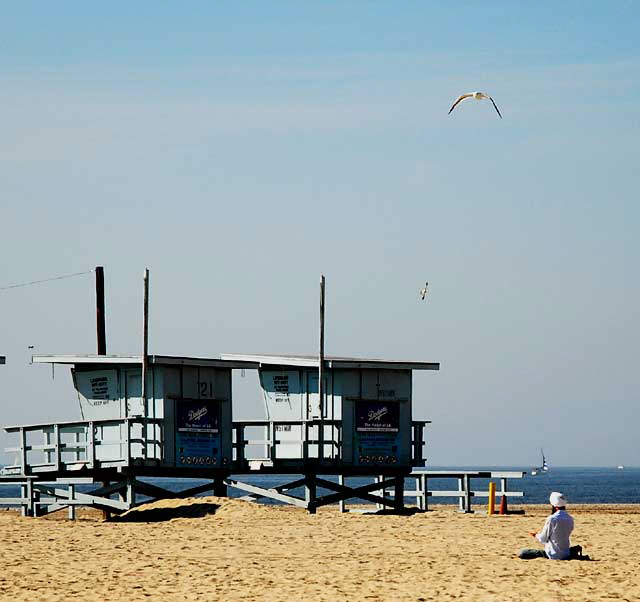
95 266 106 355
318 274 325 456
142 268 149 413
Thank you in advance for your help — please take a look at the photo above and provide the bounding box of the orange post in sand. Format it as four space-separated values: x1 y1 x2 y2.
499 494 508 515
488 482 496 515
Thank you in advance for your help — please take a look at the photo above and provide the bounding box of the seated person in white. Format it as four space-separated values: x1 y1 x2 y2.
519 492 581 560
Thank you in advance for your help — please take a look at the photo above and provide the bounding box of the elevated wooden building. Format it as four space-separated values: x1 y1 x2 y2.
2 352 439 515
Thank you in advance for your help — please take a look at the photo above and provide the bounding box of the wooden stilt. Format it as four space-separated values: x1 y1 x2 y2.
305 474 317 514
101 481 111 520
67 484 76 520
395 476 405 511
213 478 227 497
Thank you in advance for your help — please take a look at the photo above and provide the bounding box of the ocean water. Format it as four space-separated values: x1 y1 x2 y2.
1 466 638 507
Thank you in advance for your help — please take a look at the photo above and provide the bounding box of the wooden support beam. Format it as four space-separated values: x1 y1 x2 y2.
313 476 403 509
224 478 308 508
128 479 218 501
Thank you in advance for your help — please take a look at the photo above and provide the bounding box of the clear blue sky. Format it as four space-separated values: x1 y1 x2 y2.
1 2 639 466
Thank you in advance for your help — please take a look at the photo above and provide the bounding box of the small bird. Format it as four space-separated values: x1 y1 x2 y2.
419 282 429 301
448 91 502 118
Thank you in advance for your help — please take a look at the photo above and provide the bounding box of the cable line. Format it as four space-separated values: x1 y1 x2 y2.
0 269 94 292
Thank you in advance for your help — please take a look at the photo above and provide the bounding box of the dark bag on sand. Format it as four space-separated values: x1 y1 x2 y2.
569 545 591 560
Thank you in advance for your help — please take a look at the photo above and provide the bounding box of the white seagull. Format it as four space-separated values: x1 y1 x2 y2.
448 91 502 118
419 282 429 301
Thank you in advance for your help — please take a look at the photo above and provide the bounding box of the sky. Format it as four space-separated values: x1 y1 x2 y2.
1 2 639 467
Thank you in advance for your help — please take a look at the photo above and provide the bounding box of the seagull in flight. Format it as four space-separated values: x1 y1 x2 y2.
448 91 502 118
419 282 429 301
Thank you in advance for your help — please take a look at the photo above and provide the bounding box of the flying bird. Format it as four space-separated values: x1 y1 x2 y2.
419 282 429 301
448 91 502 118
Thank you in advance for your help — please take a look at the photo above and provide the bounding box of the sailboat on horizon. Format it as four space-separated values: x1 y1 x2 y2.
531 448 549 476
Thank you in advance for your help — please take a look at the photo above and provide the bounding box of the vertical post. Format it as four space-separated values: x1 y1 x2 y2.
88 422 95 468
20 483 28 517
142 268 149 417
27 481 36 517
44 429 52 466
305 474 317 514
488 481 496 516
318 274 325 458
394 476 404 511
464 474 472 513
126 477 136 508
20 428 27 475
213 478 227 497
319 275 325 407
339 475 346 513
268 422 276 462
95 266 106 355
101 480 111 521
24 480 35 517
74 431 81 463
53 424 60 472
376 475 386 510
68 484 76 520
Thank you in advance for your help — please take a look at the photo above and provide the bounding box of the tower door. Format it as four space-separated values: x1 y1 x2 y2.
125 369 145 417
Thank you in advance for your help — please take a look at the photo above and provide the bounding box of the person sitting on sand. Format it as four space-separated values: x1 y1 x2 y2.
519 492 577 560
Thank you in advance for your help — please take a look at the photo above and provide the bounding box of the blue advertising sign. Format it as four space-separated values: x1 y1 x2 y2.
175 400 220 467
355 401 399 433
176 400 219 433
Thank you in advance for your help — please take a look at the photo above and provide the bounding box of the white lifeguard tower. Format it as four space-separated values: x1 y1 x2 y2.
224 353 437 468
1 270 441 515
1 354 257 516
220 353 438 512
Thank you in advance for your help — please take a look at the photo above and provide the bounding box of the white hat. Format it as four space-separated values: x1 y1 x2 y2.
549 492 567 507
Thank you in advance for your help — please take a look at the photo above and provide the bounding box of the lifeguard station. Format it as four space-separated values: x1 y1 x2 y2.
1 269 441 516
2 352 439 515
223 353 439 513
1 354 257 516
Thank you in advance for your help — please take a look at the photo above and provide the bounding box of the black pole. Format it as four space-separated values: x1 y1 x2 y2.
95 266 106 355
142 268 149 408
319 274 325 415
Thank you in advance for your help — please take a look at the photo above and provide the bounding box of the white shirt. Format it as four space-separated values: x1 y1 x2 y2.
536 509 574 560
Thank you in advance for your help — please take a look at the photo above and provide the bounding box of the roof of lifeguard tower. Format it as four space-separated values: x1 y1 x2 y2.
220 353 439 371
32 354 259 369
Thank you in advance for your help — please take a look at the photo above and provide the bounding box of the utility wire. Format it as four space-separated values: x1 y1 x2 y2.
0 269 94 292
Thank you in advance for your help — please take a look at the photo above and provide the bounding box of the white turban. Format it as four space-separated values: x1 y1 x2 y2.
549 491 567 507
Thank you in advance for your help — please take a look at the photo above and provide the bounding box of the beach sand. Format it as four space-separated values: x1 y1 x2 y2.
1 500 638 601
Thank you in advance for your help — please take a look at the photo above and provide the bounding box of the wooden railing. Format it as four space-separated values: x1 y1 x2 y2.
409 470 525 512
339 470 525 513
232 419 343 466
3 417 429 475
232 419 429 468
2 418 165 474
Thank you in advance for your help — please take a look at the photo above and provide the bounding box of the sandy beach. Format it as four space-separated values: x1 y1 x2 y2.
1 500 638 602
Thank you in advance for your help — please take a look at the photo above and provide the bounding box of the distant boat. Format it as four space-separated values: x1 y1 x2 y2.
531 448 549 476
618 465 625 470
